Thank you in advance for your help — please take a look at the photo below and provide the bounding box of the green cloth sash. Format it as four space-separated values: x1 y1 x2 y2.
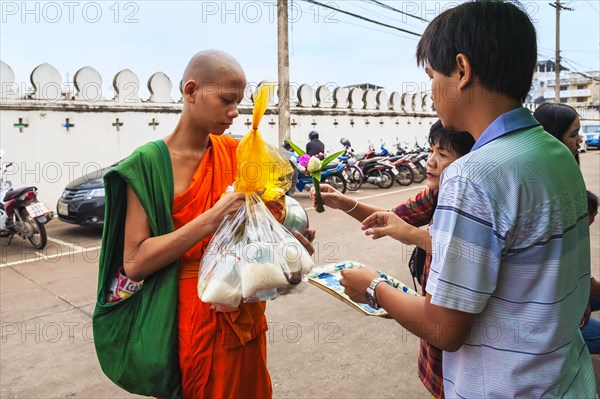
92 140 182 398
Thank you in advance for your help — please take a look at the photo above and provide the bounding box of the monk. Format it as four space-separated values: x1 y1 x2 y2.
122 50 315 398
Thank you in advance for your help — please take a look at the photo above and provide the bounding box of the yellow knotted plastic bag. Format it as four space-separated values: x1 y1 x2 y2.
235 82 294 222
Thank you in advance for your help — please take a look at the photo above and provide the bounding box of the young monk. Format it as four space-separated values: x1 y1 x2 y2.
115 50 314 398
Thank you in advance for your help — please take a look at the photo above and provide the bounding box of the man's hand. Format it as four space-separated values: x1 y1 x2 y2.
339 267 380 303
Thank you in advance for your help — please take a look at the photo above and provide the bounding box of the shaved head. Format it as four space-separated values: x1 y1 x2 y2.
182 50 246 87
179 50 246 134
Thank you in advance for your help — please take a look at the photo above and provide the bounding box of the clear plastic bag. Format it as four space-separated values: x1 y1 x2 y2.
198 193 315 310
197 205 246 312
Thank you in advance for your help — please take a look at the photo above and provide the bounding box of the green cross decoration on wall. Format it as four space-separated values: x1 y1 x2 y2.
13 118 28 133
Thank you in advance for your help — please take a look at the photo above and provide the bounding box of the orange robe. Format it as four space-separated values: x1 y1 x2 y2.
171 135 272 399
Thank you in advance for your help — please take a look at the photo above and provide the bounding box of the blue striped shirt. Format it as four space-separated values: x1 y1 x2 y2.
427 108 596 398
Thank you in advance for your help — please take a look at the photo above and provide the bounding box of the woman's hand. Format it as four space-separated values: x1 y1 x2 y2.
310 184 352 210
339 267 381 303
361 211 413 241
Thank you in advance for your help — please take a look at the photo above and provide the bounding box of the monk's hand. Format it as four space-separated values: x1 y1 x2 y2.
339 267 380 303
294 228 315 255
207 192 245 229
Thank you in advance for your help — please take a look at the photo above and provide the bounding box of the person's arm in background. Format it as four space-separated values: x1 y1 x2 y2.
361 188 437 251
310 184 386 222
362 212 432 252
591 277 600 298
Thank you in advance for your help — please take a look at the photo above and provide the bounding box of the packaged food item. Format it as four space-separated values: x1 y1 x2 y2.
107 267 143 303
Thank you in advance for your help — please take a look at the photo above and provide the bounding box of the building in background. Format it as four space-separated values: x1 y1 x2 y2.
529 59 600 108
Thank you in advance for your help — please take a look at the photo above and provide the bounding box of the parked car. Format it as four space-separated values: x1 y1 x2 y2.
582 124 600 149
56 134 270 226
56 164 114 226
579 131 588 152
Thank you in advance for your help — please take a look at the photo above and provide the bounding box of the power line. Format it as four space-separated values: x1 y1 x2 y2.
363 0 429 22
347 1 424 31
562 59 600 81
538 50 600 82
561 54 598 72
539 47 598 70
297 0 422 37
585 0 600 14
300 5 419 41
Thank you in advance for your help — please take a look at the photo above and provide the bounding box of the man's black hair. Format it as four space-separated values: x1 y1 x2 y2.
428 120 475 156
416 0 537 102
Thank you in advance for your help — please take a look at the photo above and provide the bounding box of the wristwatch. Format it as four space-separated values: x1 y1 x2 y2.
365 277 390 309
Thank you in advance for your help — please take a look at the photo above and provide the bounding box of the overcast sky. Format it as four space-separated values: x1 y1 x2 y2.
1 0 599 99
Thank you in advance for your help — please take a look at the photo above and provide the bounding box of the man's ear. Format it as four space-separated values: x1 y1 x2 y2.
183 80 198 103
455 54 472 90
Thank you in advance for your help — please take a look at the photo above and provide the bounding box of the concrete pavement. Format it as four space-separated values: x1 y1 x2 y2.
1 151 599 398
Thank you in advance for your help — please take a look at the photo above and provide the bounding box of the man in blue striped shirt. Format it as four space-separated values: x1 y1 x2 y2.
340 1 595 397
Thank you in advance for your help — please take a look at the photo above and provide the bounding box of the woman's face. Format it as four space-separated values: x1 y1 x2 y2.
426 140 461 191
562 116 582 158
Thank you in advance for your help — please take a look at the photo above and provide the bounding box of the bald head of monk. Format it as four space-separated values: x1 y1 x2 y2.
181 50 247 135
182 50 246 88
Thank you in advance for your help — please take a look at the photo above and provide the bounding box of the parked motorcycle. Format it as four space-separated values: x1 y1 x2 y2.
338 138 364 191
352 141 396 189
286 149 348 194
392 139 428 184
356 157 396 189
0 151 51 249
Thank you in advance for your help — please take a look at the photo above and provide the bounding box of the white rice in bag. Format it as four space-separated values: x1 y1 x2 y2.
201 279 242 308
241 261 290 298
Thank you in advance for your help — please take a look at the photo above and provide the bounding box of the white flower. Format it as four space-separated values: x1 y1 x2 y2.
307 156 322 173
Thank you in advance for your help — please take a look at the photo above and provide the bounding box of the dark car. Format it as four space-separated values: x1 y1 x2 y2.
56 134 291 226
56 164 114 226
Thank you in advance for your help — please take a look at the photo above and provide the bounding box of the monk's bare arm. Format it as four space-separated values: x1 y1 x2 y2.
123 185 244 281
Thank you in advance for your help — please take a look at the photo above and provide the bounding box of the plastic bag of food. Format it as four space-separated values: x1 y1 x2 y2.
198 193 315 309
197 207 246 312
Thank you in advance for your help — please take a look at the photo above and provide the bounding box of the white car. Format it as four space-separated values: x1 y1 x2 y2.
579 131 588 152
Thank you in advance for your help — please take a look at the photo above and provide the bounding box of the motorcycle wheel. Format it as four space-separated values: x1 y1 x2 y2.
412 165 427 183
323 174 347 194
25 214 47 249
375 170 395 189
395 165 414 186
345 166 363 191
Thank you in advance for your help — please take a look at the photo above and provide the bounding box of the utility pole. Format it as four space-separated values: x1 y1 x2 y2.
277 0 291 147
550 0 573 103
